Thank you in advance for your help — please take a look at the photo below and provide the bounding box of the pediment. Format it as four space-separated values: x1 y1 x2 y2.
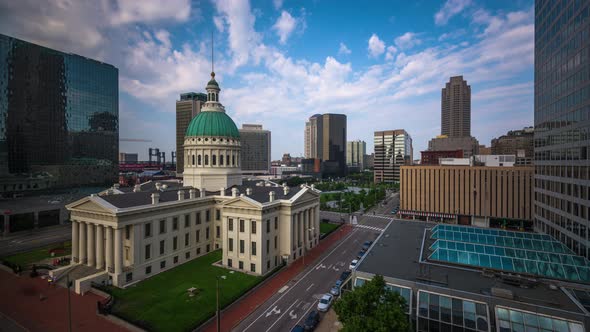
222 197 262 209
67 198 114 214
292 190 319 203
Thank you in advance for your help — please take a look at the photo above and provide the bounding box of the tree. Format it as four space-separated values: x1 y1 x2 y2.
334 275 410 332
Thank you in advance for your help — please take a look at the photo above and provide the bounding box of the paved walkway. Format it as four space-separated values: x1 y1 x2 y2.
201 225 353 332
0 270 128 332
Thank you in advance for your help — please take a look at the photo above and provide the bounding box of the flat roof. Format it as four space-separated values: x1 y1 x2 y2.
356 220 589 316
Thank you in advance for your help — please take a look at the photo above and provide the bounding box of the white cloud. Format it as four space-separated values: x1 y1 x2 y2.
273 0 284 10
108 0 192 25
394 32 421 50
273 11 297 44
368 34 385 57
338 42 351 55
385 45 397 61
435 0 472 25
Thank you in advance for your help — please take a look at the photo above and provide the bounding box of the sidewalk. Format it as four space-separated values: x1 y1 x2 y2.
0 270 128 332
201 224 353 332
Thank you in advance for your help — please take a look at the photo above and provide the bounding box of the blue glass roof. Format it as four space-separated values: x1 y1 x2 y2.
428 225 590 283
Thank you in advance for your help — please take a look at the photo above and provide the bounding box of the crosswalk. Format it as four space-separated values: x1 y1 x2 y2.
354 224 385 232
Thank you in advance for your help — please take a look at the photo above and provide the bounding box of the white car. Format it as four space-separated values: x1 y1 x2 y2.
349 259 359 270
317 293 333 312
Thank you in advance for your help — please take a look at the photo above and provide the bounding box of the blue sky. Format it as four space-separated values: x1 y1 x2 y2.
0 0 534 160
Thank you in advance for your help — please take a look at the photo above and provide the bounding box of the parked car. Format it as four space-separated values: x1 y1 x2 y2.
291 325 305 332
349 259 359 270
357 251 365 259
303 310 320 330
330 284 340 296
339 270 351 281
317 294 334 312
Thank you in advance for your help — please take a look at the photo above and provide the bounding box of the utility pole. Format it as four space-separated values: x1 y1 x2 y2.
67 273 72 332
216 277 220 332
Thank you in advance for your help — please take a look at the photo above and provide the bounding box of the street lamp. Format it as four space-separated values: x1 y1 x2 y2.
216 274 226 332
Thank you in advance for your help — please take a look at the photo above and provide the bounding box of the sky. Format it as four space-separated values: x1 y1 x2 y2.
0 0 534 160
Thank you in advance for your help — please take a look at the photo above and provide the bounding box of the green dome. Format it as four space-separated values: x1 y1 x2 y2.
207 79 219 87
185 111 240 138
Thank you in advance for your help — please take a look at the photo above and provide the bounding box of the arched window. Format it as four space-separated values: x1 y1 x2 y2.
212 154 217 166
205 155 209 165
232 155 235 166
191 155 195 165
197 155 202 165
220 155 224 165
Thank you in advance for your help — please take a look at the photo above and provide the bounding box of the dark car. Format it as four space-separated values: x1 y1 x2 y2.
291 325 305 332
303 310 320 330
357 251 365 259
339 270 351 282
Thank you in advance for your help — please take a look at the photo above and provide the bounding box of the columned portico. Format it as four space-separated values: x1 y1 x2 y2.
96 225 104 269
114 227 123 275
79 222 87 264
105 226 113 273
87 223 95 267
72 221 79 263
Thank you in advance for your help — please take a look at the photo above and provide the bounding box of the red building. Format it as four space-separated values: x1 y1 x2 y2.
420 150 463 165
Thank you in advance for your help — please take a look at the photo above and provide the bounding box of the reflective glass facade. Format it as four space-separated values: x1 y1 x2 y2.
417 290 490 332
496 306 584 332
0 34 118 190
534 0 590 258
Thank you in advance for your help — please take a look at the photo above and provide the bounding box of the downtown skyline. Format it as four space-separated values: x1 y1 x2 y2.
0 0 534 159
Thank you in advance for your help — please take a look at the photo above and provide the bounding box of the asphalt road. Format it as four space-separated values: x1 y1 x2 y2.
0 224 70 257
234 214 392 332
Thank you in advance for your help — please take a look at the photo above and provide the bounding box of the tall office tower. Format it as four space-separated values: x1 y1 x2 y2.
441 76 471 137
239 124 271 175
346 140 366 171
0 34 118 191
534 0 590 259
304 114 322 159
304 121 311 158
320 114 347 176
374 130 412 183
176 92 207 174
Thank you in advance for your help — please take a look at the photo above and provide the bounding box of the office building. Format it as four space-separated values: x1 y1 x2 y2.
442 76 471 138
374 130 412 183
400 165 534 227
0 34 118 191
176 92 207 175
346 140 366 171
478 145 492 155
304 113 347 176
421 150 463 165
59 70 320 292
428 135 480 158
534 0 590 259
491 127 534 165
353 221 589 332
239 124 271 175
119 153 138 163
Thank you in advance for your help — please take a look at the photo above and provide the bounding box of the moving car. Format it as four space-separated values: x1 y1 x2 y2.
317 294 334 312
303 310 320 330
349 259 359 270
330 284 340 296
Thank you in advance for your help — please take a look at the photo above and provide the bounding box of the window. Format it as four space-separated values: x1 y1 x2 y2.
160 260 166 269
196 212 201 225
212 154 216 165
197 155 201 165
144 223 152 238
240 240 245 254
173 256 179 264
205 155 209 165
239 261 243 270
206 244 210 252
274 217 278 230
173 217 178 231
267 239 270 253
240 219 245 232
251 221 256 234
216 209 220 220
206 210 210 222
267 260 270 270
229 238 234 251
197 247 201 255
145 244 151 260
184 215 190 228
216 226 220 238
160 240 165 255
274 236 277 249
126 273 133 282
196 230 200 243
185 233 189 246
145 266 151 274
266 220 270 233
251 241 257 256
185 251 190 259
228 259 232 267
220 155 224 165
229 218 234 231
251 263 256 273
159 220 166 234
192 155 195 165
125 225 131 239
206 227 210 240
173 236 178 250
125 247 130 261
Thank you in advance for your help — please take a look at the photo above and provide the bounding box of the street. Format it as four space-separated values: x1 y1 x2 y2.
233 214 392 332
0 224 70 257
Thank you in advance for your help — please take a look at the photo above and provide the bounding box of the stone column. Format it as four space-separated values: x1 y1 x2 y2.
307 209 312 249
105 226 113 272
114 227 123 275
79 222 87 264
96 225 104 269
315 207 320 241
72 221 79 263
87 223 95 267
292 215 296 250
298 212 303 248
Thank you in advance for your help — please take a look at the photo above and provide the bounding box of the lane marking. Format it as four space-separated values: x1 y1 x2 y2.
241 229 358 332
265 300 299 332
305 283 314 292
278 286 289 294
291 299 318 331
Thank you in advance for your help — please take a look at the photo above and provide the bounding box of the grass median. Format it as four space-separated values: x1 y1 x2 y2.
107 250 262 331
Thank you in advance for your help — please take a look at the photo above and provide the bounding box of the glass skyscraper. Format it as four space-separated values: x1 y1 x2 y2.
0 34 118 192
534 1 590 258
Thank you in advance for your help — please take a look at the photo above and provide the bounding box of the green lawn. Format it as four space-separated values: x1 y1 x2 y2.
1 241 71 267
108 250 261 332
320 222 340 235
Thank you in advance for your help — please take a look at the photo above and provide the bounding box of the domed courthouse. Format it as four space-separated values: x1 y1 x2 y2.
59 72 320 292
